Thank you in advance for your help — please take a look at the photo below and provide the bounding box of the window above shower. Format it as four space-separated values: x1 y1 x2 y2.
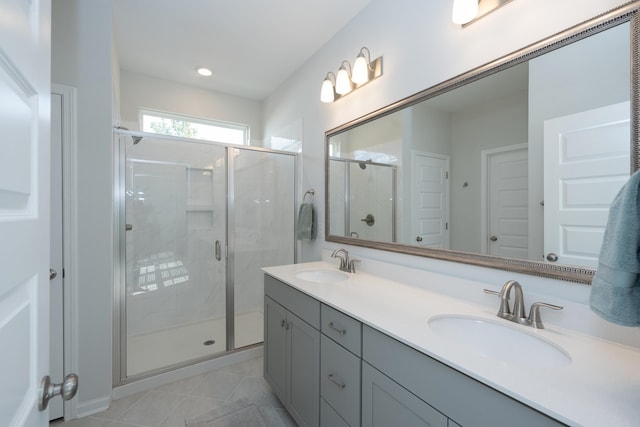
140 109 250 145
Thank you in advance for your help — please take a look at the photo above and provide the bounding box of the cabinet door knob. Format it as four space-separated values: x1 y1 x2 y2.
416 236 423 242
546 253 558 262
490 235 498 242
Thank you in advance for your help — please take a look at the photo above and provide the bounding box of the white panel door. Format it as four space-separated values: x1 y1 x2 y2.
0 0 52 426
544 101 630 267
486 146 529 259
411 153 449 248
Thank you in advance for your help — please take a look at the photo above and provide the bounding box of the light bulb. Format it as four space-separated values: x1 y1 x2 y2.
320 77 335 103
452 0 478 25
195 66 213 77
335 65 352 95
352 53 370 85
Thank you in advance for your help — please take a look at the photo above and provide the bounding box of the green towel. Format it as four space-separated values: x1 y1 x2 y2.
589 170 640 326
296 203 316 241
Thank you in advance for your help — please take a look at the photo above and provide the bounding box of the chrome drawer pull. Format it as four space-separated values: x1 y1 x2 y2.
327 373 346 389
328 322 346 335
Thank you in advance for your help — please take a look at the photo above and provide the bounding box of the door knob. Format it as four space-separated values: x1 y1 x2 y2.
416 236 423 242
125 224 133 231
49 269 57 280
489 235 498 242
39 373 78 411
360 214 375 226
546 253 559 262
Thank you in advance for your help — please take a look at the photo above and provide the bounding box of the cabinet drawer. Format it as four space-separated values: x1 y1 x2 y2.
264 274 320 328
320 334 361 426
321 304 362 355
320 398 350 427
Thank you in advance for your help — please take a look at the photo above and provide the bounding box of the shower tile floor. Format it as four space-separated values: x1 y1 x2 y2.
50 356 296 427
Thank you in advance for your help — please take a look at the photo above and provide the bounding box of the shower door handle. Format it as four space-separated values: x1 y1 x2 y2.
215 240 222 261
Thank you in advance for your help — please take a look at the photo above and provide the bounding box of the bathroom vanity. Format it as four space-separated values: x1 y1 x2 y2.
263 261 640 427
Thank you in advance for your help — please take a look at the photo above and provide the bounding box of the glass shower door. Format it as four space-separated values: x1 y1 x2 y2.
124 136 227 376
231 148 296 349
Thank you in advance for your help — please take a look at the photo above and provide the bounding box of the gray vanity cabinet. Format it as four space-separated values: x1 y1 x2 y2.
264 275 320 427
264 275 565 427
362 326 564 427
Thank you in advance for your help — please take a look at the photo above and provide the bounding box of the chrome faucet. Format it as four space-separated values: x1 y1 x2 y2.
484 280 563 329
331 248 360 273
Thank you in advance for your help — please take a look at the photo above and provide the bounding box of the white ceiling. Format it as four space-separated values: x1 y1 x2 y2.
112 0 372 100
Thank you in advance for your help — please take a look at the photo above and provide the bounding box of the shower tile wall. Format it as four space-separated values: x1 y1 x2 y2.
125 140 228 375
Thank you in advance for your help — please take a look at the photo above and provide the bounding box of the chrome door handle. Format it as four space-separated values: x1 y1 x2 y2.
50 269 57 280
490 235 498 242
39 373 78 411
215 240 222 261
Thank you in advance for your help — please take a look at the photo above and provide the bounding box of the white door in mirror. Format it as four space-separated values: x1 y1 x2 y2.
544 101 630 268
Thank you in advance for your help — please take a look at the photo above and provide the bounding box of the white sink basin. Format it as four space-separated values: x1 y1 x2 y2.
428 315 571 368
295 269 349 283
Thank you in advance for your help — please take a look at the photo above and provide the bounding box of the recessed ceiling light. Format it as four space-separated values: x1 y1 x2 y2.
195 66 213 77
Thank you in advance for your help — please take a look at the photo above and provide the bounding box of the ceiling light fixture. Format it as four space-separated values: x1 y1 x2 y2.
195 66 213 77
452 0 514 27
320 47 383 103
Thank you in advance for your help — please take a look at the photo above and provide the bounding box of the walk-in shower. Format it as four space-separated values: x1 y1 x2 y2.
113 130 297 383
329 157 396 242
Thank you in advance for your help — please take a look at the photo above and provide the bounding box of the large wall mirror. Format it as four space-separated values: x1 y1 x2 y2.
325 2 640 283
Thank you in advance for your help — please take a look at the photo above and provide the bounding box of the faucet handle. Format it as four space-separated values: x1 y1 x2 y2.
527 302 563 329
483 288 512 319
349 259 361 273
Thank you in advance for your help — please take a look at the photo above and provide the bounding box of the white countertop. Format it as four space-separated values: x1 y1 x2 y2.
262 261 640 427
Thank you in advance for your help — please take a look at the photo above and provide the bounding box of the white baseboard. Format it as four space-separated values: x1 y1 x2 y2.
75 396 111 419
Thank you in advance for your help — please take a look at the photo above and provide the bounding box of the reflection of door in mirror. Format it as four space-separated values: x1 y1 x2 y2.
481 144 528 258
411 152 450 248
543 101 630 268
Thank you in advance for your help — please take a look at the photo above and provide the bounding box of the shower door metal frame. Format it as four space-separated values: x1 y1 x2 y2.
112 129 299 387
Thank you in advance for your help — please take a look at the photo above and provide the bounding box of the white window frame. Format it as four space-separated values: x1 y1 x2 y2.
139 109 250 145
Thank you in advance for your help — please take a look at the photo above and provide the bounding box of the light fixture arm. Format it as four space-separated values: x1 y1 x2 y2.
358 47 373 71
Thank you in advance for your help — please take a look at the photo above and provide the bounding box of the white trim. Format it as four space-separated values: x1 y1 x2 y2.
480 143 528 254
75 396 111 419
51 84 81 420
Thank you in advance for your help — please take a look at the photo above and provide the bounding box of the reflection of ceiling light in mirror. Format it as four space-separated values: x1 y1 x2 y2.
195 66 213 77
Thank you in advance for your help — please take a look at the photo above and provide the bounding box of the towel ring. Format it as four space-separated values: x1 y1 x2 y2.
303 189 315 201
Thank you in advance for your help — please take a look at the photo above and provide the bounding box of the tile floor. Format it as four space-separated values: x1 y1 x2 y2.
50 356 296 427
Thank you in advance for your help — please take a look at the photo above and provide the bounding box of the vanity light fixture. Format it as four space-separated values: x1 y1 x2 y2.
335 61 353 95
320 47 383 103
452 0 514 26
195 66 213 77
320 72 337 103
